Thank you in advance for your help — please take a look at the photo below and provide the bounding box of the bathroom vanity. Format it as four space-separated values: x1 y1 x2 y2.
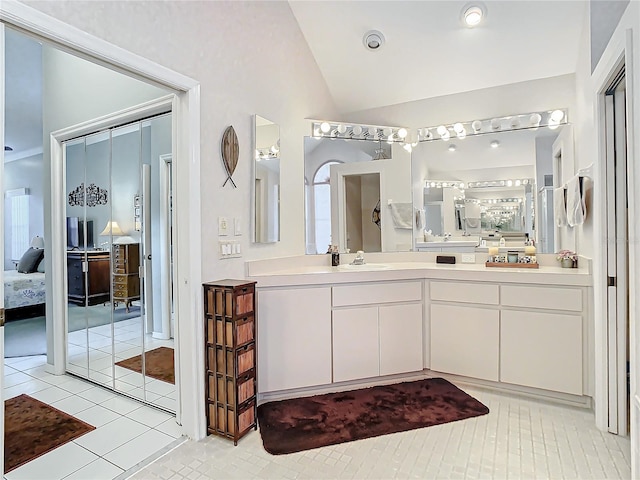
247 254 592 406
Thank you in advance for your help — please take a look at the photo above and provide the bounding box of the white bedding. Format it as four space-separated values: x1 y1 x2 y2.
4 270 46 309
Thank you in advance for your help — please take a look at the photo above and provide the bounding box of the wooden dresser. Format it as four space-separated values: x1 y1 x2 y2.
203 279 257 445
112 243 140 312
67 250 111 306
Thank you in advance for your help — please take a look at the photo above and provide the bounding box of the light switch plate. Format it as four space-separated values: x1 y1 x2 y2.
218 216 228 236
234 217 242 236
461 253 476 263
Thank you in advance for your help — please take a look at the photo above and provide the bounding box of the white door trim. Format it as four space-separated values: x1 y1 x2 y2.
0 20 6 478
1 1 204 440
156 153 173 341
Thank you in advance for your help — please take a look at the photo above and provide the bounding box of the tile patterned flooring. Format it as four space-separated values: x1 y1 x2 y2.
3 355 183 480
133 385 632 480
4 354 633 479
66 308 176 412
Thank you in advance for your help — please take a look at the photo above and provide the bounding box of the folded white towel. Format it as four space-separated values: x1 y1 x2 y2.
566 176 585 226
554 186 568 227
415 209 425 230
389 202 413 229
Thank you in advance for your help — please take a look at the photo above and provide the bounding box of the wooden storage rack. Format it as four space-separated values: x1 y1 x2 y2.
203 279 257 445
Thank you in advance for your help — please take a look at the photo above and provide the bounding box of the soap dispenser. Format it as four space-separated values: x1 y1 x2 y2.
499 237 506 247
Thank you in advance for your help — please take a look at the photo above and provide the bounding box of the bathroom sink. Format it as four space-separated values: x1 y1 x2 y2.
337 263 390 271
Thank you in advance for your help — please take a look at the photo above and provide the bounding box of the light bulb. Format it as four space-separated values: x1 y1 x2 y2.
551 110 564 122
459 183 465 189
510 117 520 128
424 129 433 140
472 120 482 132
453 123 465 134
491 118 501 130
403 143 412 152
529 113 542 127
398 128 408 139
507 180 513 187
387 135 394 144
320 122 330 133
383 127 393 137
523 179 529 185
441 131 451 141
368 126 377 137
515 179 521 186
270 145 279 154
352 125 363 136
463 6 483 26
437 125 448 136
457 130 467 139
430 182 436 188
337 124 347 134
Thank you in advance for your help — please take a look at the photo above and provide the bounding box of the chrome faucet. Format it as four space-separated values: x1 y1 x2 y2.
351 250 365 265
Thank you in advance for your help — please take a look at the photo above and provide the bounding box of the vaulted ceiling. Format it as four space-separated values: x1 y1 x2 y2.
289 0 587 113
4 1 588 159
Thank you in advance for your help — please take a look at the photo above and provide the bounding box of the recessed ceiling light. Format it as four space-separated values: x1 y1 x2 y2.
448 144 457 152
363 30 385 51
490 140 500 148
462 3 486 27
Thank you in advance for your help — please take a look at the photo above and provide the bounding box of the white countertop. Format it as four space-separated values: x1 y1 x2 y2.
246 258 592 288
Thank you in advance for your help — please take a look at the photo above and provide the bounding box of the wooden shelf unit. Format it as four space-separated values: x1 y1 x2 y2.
112 243 140 312
203 279 257 445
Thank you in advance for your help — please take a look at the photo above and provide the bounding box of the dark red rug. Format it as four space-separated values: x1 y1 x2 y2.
115 346 175 384
4 394 95 473
257 377 489 455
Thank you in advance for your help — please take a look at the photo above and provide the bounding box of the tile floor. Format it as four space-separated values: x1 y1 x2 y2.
4 354 183 480
66 307 176 412
132 384 632 480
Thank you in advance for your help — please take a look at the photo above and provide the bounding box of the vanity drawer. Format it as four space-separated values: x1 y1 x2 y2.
430 281 499 305
501 285 582 312
332 281 422 307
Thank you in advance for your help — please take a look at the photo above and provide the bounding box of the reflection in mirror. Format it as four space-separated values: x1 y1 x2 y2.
254 116 280 243
412 124 565 253
304 137 412 254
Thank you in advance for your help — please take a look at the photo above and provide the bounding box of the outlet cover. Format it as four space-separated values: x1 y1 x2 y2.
461 253 476 263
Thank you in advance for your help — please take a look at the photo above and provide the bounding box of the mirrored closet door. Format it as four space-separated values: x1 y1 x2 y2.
64 112 176 412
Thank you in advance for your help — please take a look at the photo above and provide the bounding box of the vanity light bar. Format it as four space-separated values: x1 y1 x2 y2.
309 120 412 144
426 178 533 189
418 109 568 142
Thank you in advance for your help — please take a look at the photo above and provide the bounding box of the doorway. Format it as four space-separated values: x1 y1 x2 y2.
603 65 630 436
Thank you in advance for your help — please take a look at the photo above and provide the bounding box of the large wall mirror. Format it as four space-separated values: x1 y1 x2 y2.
412 122 568 253
253 115 280 243
303 113 569 254
304 137 412 254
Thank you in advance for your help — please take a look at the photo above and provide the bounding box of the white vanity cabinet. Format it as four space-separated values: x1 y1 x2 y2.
332 281 423 383
429 280 588 396
429 281 500 381
257 286 332 393
500 285 584 395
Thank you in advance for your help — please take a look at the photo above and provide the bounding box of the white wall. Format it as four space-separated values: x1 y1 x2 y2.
24 0 339 278
3 154 44 269
346 74 577 130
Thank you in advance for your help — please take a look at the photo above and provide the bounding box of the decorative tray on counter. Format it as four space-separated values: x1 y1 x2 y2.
485 262 539 269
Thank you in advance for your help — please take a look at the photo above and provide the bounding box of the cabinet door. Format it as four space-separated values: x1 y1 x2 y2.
379 303 423 376
257 287 332 393
501 310 582 395
333 307 379 382
430 304 499 381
